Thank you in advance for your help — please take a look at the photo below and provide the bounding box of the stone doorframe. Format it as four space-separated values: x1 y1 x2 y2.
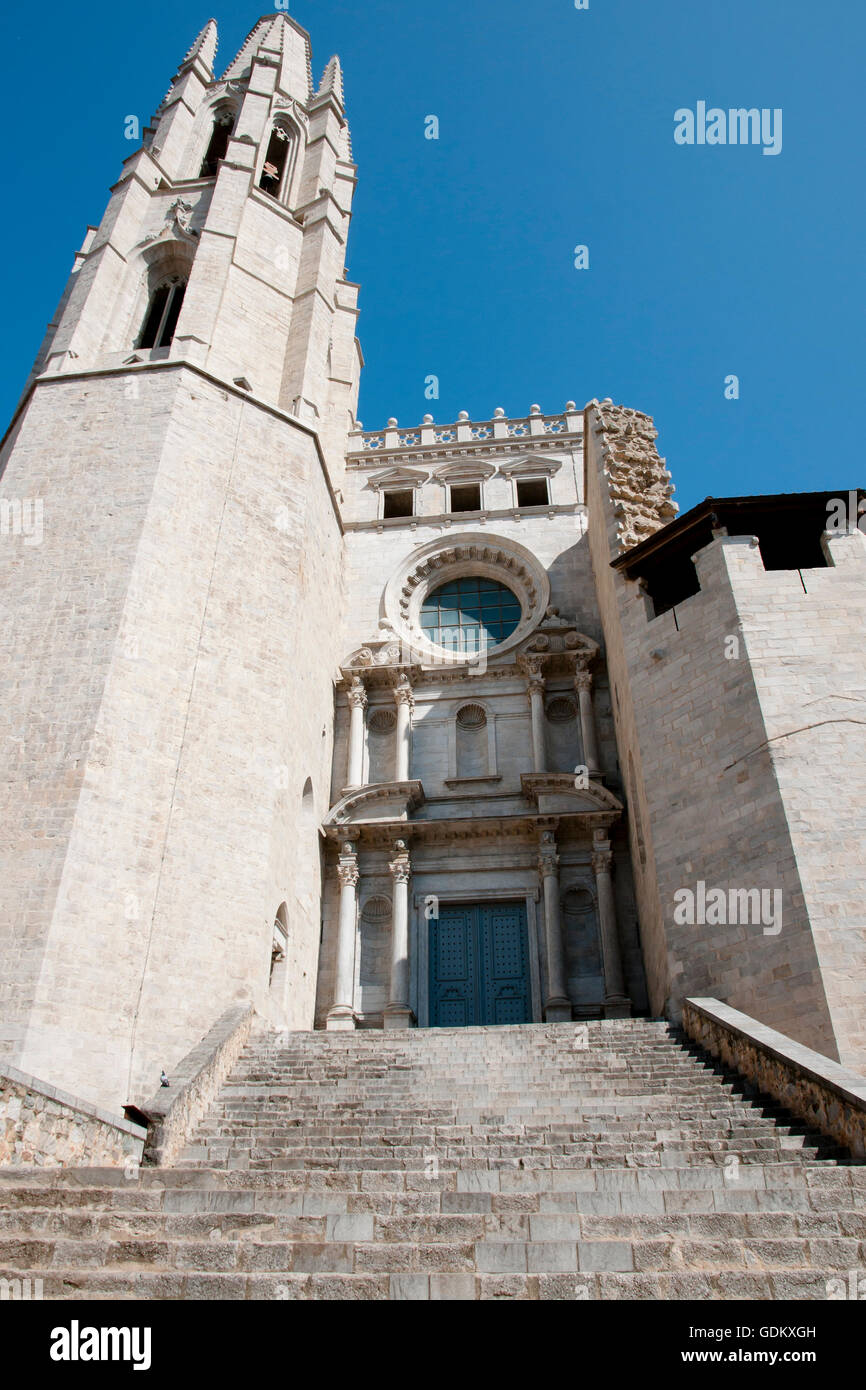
411 887 544 1029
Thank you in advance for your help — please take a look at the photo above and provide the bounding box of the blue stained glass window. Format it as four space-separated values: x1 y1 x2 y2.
420 578 522 653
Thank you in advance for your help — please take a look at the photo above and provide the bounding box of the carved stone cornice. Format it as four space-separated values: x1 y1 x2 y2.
322 808 618 851
345 437 581 470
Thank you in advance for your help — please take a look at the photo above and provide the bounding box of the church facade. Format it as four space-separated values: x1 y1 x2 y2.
0 14 863 1119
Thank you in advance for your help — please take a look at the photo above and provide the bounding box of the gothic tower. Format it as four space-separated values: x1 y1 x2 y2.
0 16 361 1109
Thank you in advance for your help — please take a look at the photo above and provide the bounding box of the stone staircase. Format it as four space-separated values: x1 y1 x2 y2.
1 1020 863 1300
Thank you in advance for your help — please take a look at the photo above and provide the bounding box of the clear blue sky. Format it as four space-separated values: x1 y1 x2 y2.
0 0 862 510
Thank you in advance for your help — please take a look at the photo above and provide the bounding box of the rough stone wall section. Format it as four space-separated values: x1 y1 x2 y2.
683 998 866 1160
0 1067 145 1168
587 399 677 556
584 402 671 1022
135 1005 253 1167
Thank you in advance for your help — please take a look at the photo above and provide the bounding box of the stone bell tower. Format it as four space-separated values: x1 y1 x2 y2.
0 15 361 1111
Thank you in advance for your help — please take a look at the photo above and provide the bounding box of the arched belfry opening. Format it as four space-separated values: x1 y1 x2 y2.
199 105 236 177
258 119 297 202
136 275 187 350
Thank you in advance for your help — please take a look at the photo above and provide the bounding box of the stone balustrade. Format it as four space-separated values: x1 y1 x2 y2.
347 404 584 454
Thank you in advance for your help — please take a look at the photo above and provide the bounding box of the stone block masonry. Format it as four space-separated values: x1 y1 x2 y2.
586 402 866 1070
0 364 345 1113
0 1067 145 1168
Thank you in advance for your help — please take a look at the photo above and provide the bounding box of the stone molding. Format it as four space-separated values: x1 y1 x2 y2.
520 772 623 816
324 780 426 828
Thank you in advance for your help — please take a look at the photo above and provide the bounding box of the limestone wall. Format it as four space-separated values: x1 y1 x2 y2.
0 364 345 1112
586 403 866 1068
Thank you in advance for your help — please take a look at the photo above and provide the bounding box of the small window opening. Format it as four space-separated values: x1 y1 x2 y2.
259 125 291 198
516 477 549 508
137 278 187 350
450 483 481 513
200 110 235 178
269 904 289 991
383 489 414 519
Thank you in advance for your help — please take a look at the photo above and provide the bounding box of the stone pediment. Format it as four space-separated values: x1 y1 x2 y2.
367 466 430 491
499 455 563 478
324 780 425 828
521 772 622 818
432 459 497 483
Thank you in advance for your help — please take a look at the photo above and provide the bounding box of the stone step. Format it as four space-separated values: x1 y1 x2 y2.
2 1204 862 1244
3 1018 861 1301
1 1231 861 1276
0 1266 844 1301
4 1163 862 1196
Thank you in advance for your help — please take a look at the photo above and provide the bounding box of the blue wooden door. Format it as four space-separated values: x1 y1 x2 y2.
429 901 530 1026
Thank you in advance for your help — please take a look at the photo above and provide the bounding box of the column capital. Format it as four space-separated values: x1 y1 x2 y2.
389 839 411 884
347 675 368 709
392 674 414 709
336 840 359 888
591 829 612 876
537 828 560 877
520 654 546 685
573 667 593 694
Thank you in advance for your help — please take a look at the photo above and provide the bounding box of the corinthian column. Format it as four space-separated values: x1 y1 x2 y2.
346 677 367 789
538 829 572 1022
592 829 630 1018
526 663 547 773
384 840 415 1028
393 675 414 782
574 667 601 778
327 841 359 1031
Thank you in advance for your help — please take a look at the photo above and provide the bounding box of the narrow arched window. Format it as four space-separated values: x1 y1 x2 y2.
259 123 292 199
269 903 289 988
137 276 187 349
200 108 235 178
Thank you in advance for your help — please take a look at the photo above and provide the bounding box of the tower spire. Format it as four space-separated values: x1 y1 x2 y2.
317 55 344 110
182 18 218 75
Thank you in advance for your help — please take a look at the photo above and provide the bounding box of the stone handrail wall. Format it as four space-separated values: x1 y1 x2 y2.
130 1005 254 1166
0 1067 146 1169
683 998 866 1159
